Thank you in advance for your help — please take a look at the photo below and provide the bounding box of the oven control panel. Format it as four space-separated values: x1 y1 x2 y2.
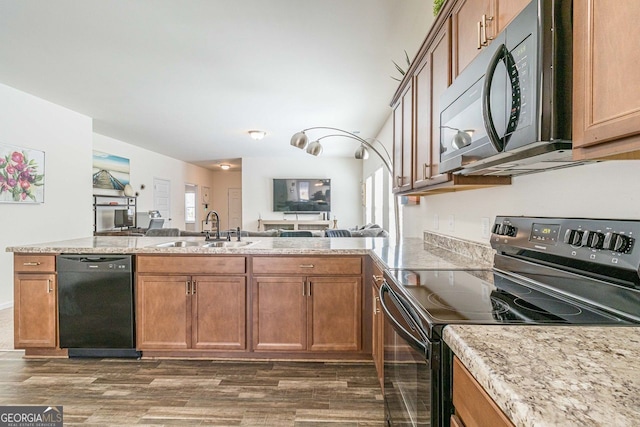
492 216 639 271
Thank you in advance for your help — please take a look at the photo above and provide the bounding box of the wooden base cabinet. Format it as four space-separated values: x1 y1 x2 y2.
136 275 246 350
453 356 514 427
252 256 363 353
136 255 247 351
14 255 57 349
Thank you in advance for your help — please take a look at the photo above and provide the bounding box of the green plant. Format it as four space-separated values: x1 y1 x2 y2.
391 50 411 82
433 0 445 16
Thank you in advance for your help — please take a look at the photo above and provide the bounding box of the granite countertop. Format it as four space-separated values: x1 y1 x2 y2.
5 235 494 269
444 325 640 427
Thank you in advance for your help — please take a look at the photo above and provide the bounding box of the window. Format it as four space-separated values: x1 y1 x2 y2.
185 192 196 223
365 175 373 224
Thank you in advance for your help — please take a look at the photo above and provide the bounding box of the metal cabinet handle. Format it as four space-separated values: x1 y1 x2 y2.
299 264 314 268
186 281 191 295
23 262 41 266
47 279 52 293
477 21 482 49
481 14 494 46
192 281 196 295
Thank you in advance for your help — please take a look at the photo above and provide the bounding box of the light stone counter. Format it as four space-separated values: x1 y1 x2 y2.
5 235 493 270
444 325 640 427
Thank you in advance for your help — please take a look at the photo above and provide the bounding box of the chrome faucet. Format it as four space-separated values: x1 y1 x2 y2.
204 210 221 240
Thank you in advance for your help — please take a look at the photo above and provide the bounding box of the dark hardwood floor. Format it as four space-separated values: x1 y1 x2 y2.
0 351 384 426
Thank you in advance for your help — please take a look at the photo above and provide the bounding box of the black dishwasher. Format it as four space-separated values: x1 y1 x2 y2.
57 255 140 358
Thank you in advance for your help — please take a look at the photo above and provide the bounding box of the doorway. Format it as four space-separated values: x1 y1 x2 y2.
228 188 242 230
153 178 171 227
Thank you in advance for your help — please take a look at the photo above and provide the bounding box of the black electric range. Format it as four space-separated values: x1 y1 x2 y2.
380 216 640 427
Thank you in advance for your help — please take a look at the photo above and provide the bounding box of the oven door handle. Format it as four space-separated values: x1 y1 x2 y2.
482 43 520 152
380 282 436 365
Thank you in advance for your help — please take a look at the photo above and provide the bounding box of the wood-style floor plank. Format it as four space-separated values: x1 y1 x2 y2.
0 352 384 426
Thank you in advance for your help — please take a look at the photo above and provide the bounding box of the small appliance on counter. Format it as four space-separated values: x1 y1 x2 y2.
381 216 640 426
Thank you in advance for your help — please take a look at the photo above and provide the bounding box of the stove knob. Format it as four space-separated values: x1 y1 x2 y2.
503 225 517 237
582 231 605 248
564 229 583 245
604 232 632 252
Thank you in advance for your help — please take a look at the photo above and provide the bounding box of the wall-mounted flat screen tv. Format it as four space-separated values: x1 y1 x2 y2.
273 179 331 213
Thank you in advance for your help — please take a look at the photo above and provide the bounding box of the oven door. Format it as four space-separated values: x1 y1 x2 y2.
380 282 440 426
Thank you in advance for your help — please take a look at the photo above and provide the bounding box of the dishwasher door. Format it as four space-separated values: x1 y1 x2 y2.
57 255 139 357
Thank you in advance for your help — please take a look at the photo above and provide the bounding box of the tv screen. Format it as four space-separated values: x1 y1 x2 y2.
114 209 134 228
273 179 331 213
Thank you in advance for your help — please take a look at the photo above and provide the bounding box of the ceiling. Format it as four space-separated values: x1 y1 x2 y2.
0 0 433 171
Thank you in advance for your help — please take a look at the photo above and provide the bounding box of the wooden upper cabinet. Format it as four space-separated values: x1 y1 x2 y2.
451 0 492 78
573 0 640 160
451 0 529 78
393 83 413 193
494 0 530 33
413 22 452 189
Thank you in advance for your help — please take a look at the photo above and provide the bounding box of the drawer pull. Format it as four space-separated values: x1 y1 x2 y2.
23 262 41 266
299 264 315 268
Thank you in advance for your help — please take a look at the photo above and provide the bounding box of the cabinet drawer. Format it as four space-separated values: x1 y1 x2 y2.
14 255 56 273
137 255 246 274
252 256 362 275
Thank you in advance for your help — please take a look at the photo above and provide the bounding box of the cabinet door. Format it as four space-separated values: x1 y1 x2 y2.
14 273 57 348
393 83 413 192
452 0 491 78
573 0 640 160
252 276 306 351
136 275 190 349
191 276 246 350
414 22 452 188
493 0 529 34
308 276 362 352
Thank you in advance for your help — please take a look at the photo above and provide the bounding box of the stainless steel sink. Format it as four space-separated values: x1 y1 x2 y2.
153 240 203 248
201 241 254 248
151 240 254 248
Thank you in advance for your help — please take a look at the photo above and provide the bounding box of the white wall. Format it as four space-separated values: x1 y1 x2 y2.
242 156 363 231
93 133 214 231
403 160 640 242
0 83 93 308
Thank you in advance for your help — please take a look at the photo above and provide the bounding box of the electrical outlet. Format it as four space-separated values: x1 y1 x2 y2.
448 215 455 232
481 217 491 239
433 214 439 230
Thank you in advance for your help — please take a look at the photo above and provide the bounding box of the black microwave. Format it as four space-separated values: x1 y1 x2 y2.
439 0 576 176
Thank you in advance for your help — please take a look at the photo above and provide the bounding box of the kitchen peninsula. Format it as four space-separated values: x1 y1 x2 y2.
7 235 640 427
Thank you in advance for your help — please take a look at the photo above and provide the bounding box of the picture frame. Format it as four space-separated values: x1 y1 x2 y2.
0 142 45 203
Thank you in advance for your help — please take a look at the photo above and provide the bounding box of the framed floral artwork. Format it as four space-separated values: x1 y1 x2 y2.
0 143 45 203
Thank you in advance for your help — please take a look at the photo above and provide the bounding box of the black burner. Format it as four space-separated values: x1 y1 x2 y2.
513 297 582 316
427 292 510 315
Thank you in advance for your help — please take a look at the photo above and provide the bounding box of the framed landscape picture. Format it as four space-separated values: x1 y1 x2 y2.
0 143 45 203
92 150 130 190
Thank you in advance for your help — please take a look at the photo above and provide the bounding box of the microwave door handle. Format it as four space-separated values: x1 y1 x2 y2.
503 48 521 146
482 44 509 152
379 283 429 357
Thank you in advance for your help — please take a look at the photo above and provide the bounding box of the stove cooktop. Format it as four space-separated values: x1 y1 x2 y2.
384 268 628 326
